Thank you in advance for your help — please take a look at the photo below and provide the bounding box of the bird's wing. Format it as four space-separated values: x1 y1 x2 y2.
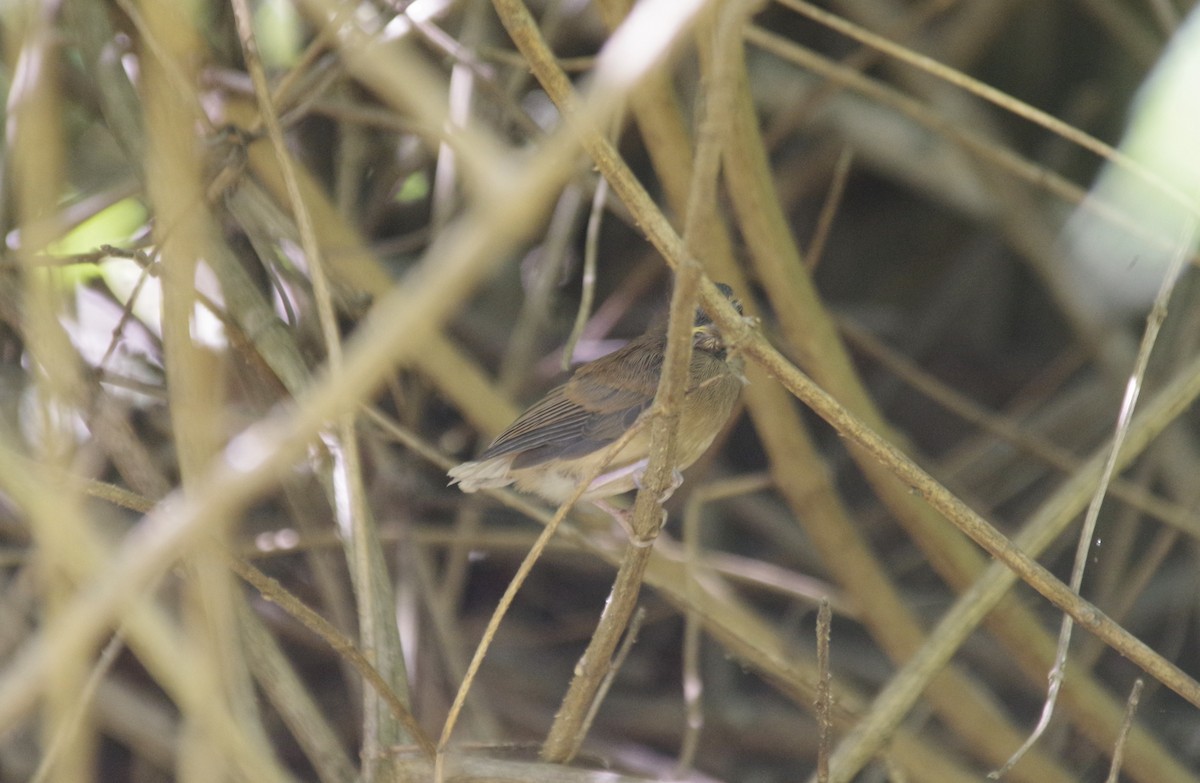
478 340 663 468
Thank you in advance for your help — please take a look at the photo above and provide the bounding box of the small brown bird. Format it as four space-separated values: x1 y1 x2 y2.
448 284 745 506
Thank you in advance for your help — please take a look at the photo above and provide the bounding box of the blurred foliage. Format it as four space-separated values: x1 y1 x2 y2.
0 1 1198 782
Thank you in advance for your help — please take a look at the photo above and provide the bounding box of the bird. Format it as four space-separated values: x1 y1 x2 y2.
448 284 745 508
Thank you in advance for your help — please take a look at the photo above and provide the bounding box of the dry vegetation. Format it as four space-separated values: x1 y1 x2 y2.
1 0 1198 781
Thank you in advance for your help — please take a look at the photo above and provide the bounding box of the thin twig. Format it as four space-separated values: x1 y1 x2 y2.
235 601 359 783
436 418 649 771
676 517 706 778
563 174 609 369
571 607 648 761
0 0 675 737
990 221 1195 779
742 25 1179 258
805 147 853 271
774 0 1197 218
839 318 1200 539
738 319 1200 710
815 598 834 783
514 0 1197 775
371 406 979 779
1106 679 1145 783
675 473 773 777
232 2 415 770
225 556 435 758
29 633 126 783
803 336 1200 781
540 0 754 761
538 266 704 761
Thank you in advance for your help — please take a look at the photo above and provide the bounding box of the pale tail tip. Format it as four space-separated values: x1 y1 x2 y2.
447 458 514 493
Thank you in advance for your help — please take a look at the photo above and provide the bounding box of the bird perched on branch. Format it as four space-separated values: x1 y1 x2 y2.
448 284 745 507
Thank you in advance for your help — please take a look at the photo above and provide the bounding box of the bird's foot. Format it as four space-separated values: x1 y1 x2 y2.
632 467 684 504
592 498 662 548
593 499 639 545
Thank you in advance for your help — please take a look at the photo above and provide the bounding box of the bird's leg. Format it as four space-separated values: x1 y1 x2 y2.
592 498 636 540
595 498 663 548
593 499 663 550
588 462 679 546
